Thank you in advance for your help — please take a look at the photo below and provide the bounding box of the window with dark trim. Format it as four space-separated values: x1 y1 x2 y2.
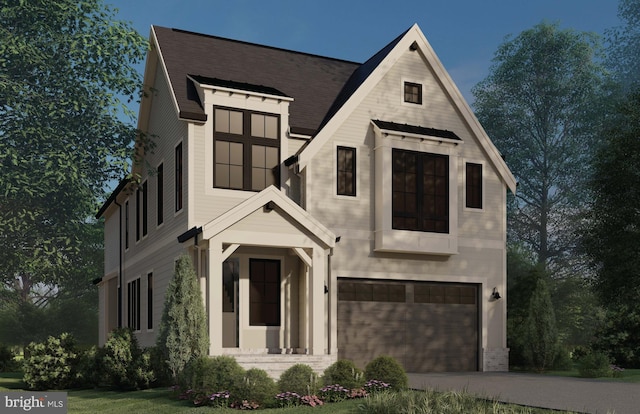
157 163 164 225
465 162 483 209
175 143 183 212
127 278 140 331
337 146 356 196
392 148 449 233
136 182 147 241
249 259 280 326
404 82 422 104
214 107 280 192
147 273 153 330
125 200 129 249
141 181 147 237
338 282 405 302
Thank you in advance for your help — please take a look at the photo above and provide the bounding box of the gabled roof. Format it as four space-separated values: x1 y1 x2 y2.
371 120 462 142
152 26 359 135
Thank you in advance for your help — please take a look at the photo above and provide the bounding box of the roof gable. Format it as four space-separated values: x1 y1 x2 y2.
296 24 517 193
152 26 359 134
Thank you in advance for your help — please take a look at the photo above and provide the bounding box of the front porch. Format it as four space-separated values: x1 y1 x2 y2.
221 349 337 379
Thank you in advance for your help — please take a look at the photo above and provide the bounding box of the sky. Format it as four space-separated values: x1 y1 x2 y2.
107 0 622 104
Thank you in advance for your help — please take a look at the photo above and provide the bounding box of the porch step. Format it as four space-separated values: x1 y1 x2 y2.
230 354 337 380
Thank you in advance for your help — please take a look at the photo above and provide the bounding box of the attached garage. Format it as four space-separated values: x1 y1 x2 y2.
337 279 479 373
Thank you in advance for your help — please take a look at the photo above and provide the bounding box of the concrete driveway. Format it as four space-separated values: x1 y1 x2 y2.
408 372 640 414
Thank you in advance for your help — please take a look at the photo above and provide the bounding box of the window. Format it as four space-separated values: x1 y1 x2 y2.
213 108 280 191
249 259 280 326
338 282 405 302
466 162 483 209
124 200 129 249
337 146 356 196
404 82 422 104
127 278 140 331
147 273 153 330
175 143 183 212
141 181 148 237
392 148 449 233
157 163 164 225
136 181 147 240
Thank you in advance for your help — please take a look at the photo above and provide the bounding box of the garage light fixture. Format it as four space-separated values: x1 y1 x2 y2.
491 287 501 301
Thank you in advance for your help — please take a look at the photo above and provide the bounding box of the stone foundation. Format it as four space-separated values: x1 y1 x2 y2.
483 348 509 371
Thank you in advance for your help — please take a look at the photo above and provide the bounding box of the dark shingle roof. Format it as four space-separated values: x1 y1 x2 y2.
154 27 361 134
372 120 462 141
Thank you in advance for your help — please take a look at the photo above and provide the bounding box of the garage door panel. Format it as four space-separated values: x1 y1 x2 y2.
338 280 479 373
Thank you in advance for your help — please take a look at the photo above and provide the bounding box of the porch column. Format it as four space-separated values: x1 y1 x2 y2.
308 247 326 355
207 237 223 355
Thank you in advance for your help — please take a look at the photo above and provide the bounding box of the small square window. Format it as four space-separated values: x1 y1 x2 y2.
404 82 422 104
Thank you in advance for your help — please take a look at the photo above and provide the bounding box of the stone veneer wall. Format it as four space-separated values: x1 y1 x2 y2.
483 348 509 371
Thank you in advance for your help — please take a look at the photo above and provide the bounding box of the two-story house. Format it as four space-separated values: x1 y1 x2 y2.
96 23 516 376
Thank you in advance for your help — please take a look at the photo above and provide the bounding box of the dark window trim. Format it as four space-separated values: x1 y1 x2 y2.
141 181 148 237
124 200 129 249
147 273 153 330
175 143 183 212
157 163 164 225
392 148 449 233
127 278 140 331
337 146 356 196
465 162 483 209
404 81 423 104
213 106 280 192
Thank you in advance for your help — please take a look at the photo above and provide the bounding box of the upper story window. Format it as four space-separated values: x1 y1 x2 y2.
136 181 148 241
465 162 483 209
392 148 449 233
337 146 356 196
157 163 164 225
214 107 280 192
404 82 422 104
175 143 183 212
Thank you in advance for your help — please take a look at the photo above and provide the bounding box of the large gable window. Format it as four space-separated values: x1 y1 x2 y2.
392 148 449 233
404 82 422 104
214 107 280 191
337 146 356 196
465 162 483 209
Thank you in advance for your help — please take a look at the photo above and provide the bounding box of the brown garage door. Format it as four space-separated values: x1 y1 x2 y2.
337 279 479 372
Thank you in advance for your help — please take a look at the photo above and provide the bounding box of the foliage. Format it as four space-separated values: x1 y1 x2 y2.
156 255 209 381
277 363 319 396
473 22 607 273
22 333 79 390
364 355 408 390
322 359 364 390
96 328 154 390
179 356 245 398
577 351 612 378
0 0 147 312
591 303 640 368
235 368 278 407
522 278 559 372
606 0 640 91
0 344 18 372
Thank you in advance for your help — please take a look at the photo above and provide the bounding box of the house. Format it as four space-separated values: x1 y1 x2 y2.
96 23 516 377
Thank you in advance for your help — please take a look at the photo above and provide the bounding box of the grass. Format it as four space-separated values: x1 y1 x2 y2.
543 368 640 382
0 371 620 414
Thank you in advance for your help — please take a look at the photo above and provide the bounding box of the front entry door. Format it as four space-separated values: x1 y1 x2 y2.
222 258 239 348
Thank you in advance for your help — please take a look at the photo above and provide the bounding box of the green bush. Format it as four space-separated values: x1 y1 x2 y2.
277 363 319 396
235 368 277 407
22 333 79 390
364 355 408 390
578 351 612 378
71 346 99 388
96 328 155 390
0 343 18 372
322 359 364 390
148 345 172 387
180 355 245 396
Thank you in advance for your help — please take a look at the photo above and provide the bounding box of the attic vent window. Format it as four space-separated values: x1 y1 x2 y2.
404 82 422 105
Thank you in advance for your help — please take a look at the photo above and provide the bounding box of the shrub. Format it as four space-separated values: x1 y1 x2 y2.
180 355 245 397
322 359 364 390
364 355 408 390
96 328 155 390
277 364 319 396
71 346 99 388
23 333 79 390
156 255 209 381
0 343 18 372
522 277 559 372
235 368 277 407
578 351 612 378
148 345 172 387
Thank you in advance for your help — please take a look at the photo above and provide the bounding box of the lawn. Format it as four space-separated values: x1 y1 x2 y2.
543 368 640 382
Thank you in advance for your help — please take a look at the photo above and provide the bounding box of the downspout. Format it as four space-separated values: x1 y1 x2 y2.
114 200 123 328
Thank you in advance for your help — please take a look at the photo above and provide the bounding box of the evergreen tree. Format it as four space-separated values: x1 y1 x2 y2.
523 277 559 372
156 255 209 381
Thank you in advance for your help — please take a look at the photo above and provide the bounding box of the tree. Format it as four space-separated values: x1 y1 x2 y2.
606 0 640 91
156 255 209 381
472 22 607 273
0 1 146 309
522 277 559 372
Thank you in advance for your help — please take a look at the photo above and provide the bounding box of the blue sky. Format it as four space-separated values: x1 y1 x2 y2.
108 0 621 103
